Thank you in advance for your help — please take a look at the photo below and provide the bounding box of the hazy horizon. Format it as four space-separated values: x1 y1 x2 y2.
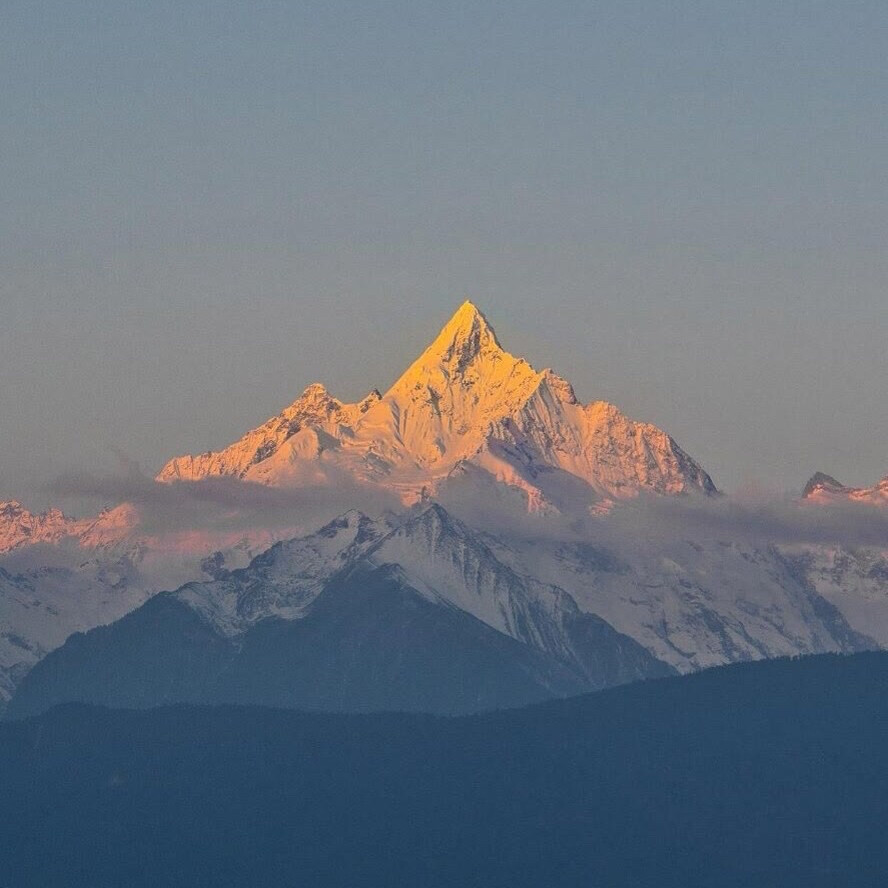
3 1 886 507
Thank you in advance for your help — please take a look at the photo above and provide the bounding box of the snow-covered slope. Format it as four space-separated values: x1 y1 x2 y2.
172 510 390 637
792 545 888 643
0 502 147 704
158 302 716 510
0 512 287 708
129 503 873 677
488 526 871 673
0 549 152 706
8 499 873 719
168 504 586 663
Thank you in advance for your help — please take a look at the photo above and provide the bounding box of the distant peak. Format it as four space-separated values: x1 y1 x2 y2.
802 472 846 498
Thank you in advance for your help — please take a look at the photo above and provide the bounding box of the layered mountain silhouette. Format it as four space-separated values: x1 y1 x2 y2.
4 652 888 887
1 302 885 714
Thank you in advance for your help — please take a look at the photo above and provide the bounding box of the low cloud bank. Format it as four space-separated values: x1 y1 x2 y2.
606 493 888 549
39 467 888 554
46 468 401 537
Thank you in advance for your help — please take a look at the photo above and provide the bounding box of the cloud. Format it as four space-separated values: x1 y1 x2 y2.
439 472 888 550
46 468 401 537
602 492 888 549
40 464 888 554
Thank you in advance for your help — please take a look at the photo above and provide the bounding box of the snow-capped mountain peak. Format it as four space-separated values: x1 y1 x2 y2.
156 302 717 508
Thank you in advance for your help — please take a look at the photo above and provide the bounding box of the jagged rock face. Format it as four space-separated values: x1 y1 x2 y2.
0 502 75 553
0 501 136 555
157 301 716 509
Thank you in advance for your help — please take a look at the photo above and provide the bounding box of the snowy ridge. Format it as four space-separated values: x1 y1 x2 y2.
0 501 137 555
173 510 389 637
493 530 871 673
169 503 580 660
162 502 869 676
365 504 581 660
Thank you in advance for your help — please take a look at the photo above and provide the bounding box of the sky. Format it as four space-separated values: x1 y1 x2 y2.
2 0 886 508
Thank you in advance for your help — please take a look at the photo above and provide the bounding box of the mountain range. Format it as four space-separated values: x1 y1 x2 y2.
1 302 886 715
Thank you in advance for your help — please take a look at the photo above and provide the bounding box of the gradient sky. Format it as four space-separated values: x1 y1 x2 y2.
2 0 886 508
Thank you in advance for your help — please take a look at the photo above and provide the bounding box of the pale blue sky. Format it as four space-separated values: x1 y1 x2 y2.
2 0 887 506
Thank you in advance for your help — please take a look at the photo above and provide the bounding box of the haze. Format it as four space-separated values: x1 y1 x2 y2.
2 1 886 508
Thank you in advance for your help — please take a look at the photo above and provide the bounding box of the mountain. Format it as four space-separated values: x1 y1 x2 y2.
0 501 145 710
0 302 721 706
0 549 152 710
10 499 873 719
7 505 672 718
157 302 716 510
803 471 888 505
798 470 888 642
0 513 283 712
0 501 136 554
486 522 873 672
3 652 888 887
1 304 884 714
0 501 77 552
